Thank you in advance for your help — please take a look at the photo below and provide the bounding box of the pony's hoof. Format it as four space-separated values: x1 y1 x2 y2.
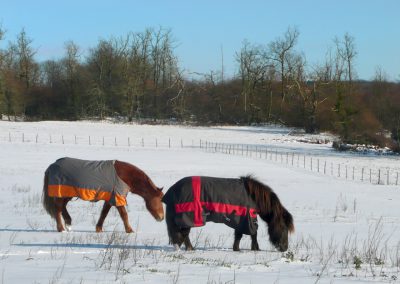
65 225 72 232
125 228 134 233
96 226 103 233
173 244 180 251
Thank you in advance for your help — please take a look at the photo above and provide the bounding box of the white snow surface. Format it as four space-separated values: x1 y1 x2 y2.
0 121 399 283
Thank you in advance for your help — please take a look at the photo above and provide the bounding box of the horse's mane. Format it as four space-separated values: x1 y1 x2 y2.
241 175 294 232
115 161 163 196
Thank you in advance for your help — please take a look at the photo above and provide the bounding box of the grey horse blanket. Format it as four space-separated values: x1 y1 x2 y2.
46 157 130 206
163 176 259 235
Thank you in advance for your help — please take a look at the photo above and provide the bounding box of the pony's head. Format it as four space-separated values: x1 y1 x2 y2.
242 176 294 252
259 199 294 252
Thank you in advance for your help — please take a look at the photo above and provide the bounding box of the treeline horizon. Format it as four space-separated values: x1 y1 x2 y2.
0 25 399 150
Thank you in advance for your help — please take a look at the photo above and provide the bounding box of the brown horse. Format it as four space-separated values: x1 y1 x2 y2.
163 175 294 251
42 157 164 233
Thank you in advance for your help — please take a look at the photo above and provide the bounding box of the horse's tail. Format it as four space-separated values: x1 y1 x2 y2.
42 168 57 220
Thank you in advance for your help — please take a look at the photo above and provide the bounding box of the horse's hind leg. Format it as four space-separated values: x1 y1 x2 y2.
233 230 243 251
250 233 260 251
62 198 72 231
54 198 65 232
182 228 194 251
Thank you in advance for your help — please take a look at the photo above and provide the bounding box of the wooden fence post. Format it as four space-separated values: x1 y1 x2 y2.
370 169 372 183
387 169 389 185
378 169 381 185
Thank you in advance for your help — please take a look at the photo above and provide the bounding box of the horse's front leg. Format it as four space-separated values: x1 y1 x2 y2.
96 201 112 232
116 205 133 233
251 233 260 251
233 230 243 251
54 198 65 232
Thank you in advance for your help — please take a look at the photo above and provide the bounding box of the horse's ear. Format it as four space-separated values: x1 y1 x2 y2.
159 187 164 192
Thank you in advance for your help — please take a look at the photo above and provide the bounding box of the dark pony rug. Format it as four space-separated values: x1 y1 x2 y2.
163 175 294 251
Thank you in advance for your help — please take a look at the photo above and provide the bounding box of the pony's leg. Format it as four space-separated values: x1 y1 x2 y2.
233 230 243 251
116 205 133 233
182 228 194 251
166 207 184 250
250 233 260 251
61 198 72 231
96 201 112 232
54 198 66 232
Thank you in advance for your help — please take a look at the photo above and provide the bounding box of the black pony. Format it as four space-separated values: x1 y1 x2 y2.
162 175 294 251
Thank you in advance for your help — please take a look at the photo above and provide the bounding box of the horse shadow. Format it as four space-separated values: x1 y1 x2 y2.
0 227 93 233
14 242 173 251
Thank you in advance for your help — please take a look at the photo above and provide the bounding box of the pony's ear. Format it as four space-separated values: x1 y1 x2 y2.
159 187 164 192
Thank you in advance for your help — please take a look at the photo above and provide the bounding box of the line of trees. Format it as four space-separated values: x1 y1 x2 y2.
0 25 399 150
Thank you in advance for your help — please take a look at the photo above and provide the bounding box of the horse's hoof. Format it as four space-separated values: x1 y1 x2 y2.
173 244 180 251
125 228 134 233
65 225 72 232
96 226 103 233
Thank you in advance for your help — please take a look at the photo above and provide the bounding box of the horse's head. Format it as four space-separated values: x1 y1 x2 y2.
143 187 164 222
114 160 165 221
260 207 294 252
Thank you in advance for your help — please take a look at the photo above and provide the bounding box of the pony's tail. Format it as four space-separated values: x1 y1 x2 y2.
42 169 57 220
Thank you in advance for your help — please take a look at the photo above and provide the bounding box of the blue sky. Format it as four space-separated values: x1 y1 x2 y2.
1 0 399 80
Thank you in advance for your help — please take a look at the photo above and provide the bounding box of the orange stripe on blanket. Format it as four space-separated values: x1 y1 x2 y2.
48 185 127 206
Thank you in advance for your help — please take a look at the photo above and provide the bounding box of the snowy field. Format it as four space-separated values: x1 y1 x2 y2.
0 121 399 283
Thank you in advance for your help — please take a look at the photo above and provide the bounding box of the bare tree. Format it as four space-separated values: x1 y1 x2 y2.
236 40 266 118
332 33 358 140
63 41 81 117
268 27 300 105
334 33 357 88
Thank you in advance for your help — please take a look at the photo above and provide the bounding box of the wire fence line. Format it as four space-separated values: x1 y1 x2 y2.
1 131 198 149
199 140 400 187
2 131 399 186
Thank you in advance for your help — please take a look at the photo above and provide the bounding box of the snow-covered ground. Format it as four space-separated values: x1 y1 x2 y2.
0 121 399 283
